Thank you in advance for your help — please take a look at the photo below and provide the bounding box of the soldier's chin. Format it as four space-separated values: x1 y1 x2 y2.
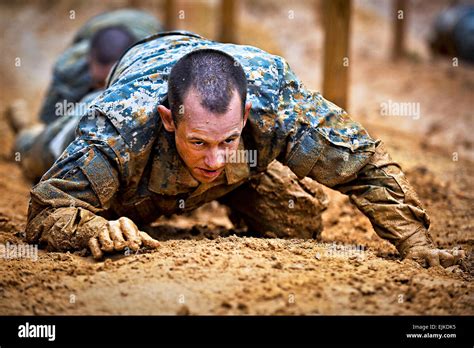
197 176 215 184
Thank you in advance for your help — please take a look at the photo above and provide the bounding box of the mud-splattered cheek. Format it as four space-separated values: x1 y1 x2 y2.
176 140 203 171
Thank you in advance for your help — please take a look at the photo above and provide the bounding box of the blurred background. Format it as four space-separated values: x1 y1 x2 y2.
0 0 472 161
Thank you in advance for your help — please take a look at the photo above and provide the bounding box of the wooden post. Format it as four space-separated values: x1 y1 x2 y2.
392 0 408 60
219 0 237 43
165 0 176 30
322 0 351 110
127 0 141 8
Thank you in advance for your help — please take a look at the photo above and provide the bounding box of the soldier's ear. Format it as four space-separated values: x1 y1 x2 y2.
158 105 176 132
243 102 251 127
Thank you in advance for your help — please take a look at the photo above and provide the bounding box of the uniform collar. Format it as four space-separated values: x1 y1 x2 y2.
148 129 250 196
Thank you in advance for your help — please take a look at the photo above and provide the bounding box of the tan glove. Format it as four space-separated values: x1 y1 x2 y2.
27 207 159 259
404 245 466 268
398 228 465 268
88 216 160 260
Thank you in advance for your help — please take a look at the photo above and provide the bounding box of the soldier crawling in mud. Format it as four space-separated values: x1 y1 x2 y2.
11 9 162 182
23 30 465 268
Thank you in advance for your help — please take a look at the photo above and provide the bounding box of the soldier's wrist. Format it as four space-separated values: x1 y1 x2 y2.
396 226 433 258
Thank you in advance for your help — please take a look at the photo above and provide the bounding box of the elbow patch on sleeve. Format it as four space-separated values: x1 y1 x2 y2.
79 148 119 207
286 127 375 184
286 127 324 178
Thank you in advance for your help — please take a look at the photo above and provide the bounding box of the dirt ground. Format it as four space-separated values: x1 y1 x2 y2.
0 0 472 315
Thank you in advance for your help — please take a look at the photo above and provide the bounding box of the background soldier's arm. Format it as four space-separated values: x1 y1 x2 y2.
38 42 92 125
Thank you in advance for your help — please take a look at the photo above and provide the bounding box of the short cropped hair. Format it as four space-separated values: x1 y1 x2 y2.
167 49 248 124
89 26 135 65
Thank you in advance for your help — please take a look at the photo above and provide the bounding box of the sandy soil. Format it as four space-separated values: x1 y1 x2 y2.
0 0 472 315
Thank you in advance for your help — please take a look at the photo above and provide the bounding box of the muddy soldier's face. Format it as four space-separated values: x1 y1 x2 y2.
158 88 251 183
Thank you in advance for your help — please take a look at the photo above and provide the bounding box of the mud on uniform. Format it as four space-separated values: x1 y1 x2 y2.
26 31 432 256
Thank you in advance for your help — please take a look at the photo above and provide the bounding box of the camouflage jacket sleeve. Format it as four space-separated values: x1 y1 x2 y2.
38 41 93 125
276 61 432 256
25 110 126 251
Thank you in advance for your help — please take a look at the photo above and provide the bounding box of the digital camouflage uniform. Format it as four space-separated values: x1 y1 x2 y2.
38 9 162 125
26 31 432 257
16 91 102 182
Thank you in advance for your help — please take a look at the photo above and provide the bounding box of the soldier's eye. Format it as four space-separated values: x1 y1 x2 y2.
224 138 236 144
192 141 204 146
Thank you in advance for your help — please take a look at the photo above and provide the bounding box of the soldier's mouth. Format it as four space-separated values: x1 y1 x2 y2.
196 168 223 178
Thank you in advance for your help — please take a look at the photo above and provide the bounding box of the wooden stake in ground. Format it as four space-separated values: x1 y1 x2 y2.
219 0 237 43
322 0 351 110
165 0 177 30
392 0 408 60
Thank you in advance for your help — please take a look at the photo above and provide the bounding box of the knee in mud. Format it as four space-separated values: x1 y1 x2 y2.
223 161 328 240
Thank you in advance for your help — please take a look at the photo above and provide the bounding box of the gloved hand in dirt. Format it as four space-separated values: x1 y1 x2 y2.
403 245 465 268
88 216 160 260
396 228 466 268
26 207 160 260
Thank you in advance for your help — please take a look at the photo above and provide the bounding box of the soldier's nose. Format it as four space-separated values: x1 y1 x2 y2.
204 149 225 170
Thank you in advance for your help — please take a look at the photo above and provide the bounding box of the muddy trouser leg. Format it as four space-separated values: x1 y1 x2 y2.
15 115 78 182
219 160 329 239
